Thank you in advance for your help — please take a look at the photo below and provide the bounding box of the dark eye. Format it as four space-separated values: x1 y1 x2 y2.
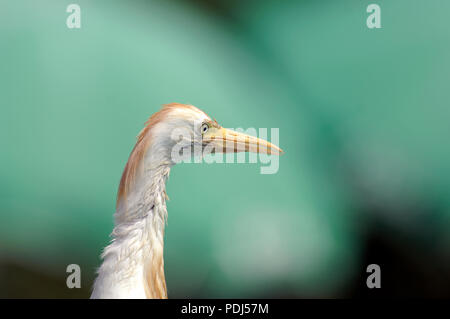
201 123 209 134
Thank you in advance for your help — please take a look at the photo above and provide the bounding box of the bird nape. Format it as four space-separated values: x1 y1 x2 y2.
91 103 283 299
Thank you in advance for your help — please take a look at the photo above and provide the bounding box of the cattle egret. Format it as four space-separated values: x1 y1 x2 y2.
91 103 283 298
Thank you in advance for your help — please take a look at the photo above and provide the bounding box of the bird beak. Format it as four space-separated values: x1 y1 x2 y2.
202 127 284 155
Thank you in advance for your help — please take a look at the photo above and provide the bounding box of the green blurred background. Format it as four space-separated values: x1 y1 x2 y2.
1 0 449 298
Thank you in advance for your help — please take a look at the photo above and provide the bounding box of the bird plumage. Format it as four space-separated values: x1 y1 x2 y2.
91 103 282 298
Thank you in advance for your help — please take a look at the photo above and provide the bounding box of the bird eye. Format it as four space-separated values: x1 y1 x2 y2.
201 123 209 134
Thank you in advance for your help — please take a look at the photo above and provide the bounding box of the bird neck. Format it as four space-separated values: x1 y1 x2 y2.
92 161 172 299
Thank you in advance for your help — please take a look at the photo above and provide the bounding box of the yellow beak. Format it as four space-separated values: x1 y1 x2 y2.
202 127 284 155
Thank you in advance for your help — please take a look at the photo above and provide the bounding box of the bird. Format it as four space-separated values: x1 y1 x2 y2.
91 103 283 298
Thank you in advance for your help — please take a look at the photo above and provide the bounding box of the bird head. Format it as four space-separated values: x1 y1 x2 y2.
151 103 283 159
117 103 283 204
